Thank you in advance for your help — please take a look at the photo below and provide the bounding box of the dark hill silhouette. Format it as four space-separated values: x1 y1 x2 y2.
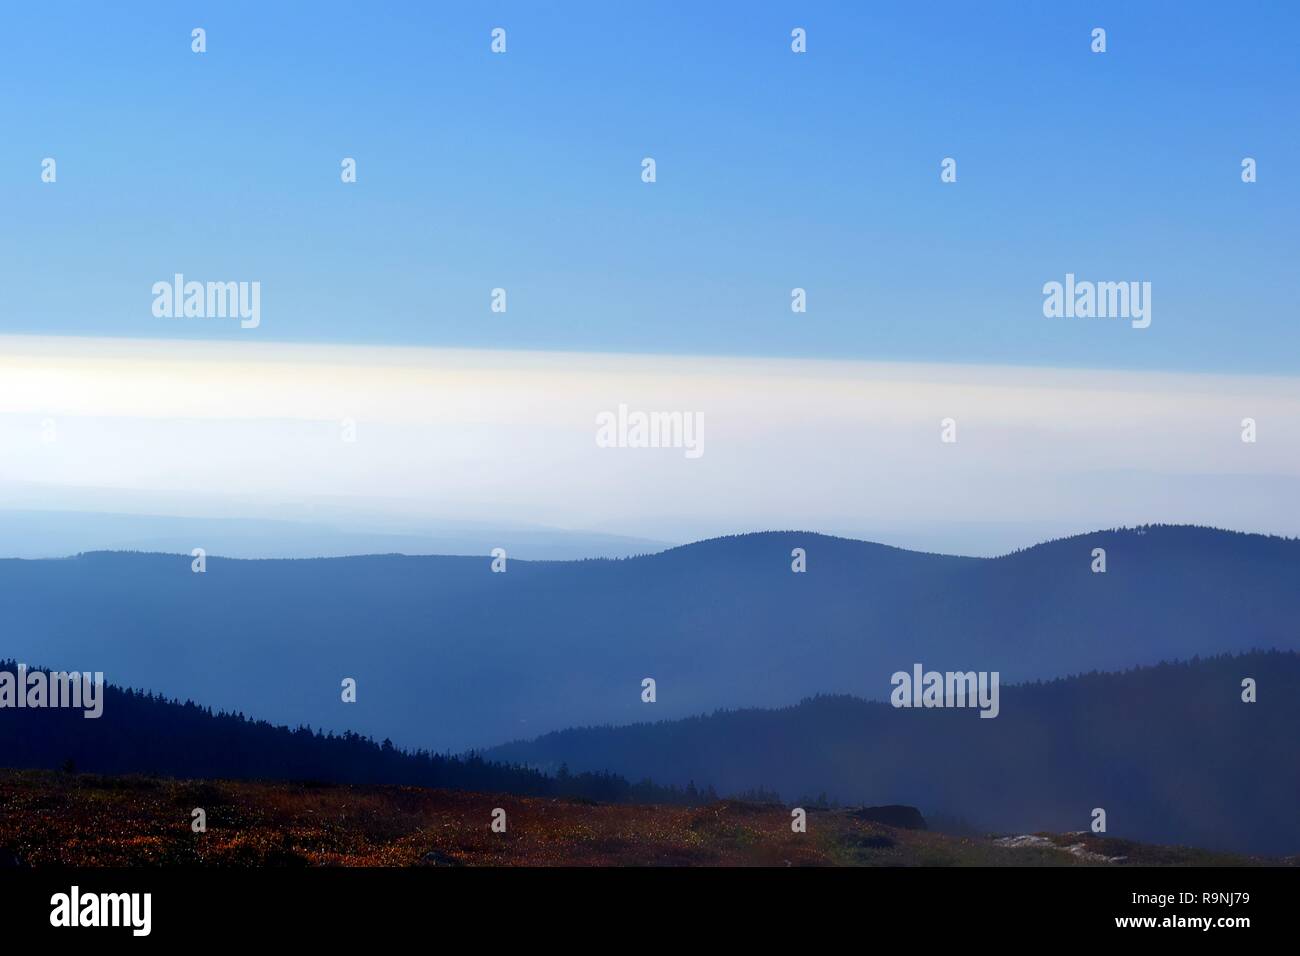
485 650 1300 856
0 660 696 805
2 524 1296 750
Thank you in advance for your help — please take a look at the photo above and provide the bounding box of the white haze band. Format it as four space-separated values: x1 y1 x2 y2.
0 664 104 718
890 663 1000 719
152 273 261 329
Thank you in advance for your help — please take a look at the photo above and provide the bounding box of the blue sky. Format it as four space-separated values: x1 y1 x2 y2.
1 3 1298 557
2 1 1296 373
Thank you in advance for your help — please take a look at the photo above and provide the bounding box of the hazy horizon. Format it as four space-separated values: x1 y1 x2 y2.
6 334 1300 558
1 506 1296 563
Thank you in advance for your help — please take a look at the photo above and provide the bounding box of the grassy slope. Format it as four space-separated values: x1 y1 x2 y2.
0 770 1280 867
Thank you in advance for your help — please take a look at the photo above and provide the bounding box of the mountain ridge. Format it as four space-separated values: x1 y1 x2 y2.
3 524 1296 751
17 521 1297 564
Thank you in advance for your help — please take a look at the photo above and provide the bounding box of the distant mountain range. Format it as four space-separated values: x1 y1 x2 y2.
3 525 1297 751
486 651 1300 856
0 508 669 560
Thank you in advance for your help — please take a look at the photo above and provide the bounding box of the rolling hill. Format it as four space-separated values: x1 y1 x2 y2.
0 660 688 805
1 524 1296 751
486 651 1300 856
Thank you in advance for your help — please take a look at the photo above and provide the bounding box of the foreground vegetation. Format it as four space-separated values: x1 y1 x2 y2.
0 770 1282 867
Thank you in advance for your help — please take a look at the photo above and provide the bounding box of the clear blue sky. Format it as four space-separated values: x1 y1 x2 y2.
1 1 1295 373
